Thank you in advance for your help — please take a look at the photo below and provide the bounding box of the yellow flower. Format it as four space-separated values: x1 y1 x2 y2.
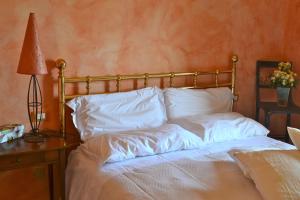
270 62 297 88
282 80 287 85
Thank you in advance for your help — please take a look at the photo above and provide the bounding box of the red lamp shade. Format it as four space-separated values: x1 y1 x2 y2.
17 12 47 75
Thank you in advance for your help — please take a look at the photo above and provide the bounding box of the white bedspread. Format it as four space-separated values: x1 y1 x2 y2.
66 136 295 200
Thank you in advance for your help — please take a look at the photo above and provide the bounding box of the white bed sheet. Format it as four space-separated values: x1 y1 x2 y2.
66 136 295 200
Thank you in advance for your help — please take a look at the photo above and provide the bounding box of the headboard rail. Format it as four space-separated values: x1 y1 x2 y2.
56 55 238 137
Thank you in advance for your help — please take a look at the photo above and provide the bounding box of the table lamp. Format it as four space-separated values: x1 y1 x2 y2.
17 13 48 142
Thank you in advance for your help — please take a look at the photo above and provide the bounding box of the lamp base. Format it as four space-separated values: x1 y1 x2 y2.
23 132 46 143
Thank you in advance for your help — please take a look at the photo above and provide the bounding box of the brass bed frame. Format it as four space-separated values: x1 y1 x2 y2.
56 55 239 137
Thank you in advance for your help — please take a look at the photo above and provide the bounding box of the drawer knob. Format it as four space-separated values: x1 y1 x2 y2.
16 157 21 163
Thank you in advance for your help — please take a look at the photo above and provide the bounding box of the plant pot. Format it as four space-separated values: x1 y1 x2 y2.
276 87 290 107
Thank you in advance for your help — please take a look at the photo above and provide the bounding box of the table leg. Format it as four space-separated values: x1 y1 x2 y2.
51 162 60 200
255 107 260 121
286 114 291 143
264 112 270 129
48 164 54 200
59 150 66 200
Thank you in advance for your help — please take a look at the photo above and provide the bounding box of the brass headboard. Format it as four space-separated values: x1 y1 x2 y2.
56 55 238 137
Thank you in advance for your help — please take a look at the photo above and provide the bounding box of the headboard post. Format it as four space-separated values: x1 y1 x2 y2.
56 59 67 137
231 55 238 101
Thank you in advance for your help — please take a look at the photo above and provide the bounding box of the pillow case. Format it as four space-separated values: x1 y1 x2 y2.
163 87 233 120
231 150 300 200
287 127 300 149
67 87 167 141
79 124 204 164
170 112 269 143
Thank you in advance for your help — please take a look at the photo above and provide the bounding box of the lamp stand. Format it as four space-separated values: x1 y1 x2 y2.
23 75 45 143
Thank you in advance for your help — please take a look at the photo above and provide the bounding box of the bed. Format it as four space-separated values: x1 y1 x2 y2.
55 55 298 200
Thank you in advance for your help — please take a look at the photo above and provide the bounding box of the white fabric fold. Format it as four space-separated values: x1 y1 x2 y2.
67 87 167 141
231 150 300 200
66 136 295 200
171 112 269 143
80 124 204 164
164 87 233 120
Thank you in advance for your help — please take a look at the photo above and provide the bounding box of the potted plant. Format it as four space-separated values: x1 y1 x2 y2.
270 62 297 107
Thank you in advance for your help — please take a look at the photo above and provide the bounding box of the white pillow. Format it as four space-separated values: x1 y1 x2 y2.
79 124 204 164
287 127 300 149
171 112 269 143
67 87 167 141
163 87 233 120
231 150 300 200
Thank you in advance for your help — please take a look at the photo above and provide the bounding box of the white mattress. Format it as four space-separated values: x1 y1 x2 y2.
66 136 295 200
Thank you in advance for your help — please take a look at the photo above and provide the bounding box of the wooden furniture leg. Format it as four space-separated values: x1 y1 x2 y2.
255 107 260 121
264 112 271 129
286 114 291 142
52 163 60 200
48 164 54 200
59 150 66 200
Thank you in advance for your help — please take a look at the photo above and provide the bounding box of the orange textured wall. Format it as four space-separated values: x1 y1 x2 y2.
283 0 300 127
0 0 293 130
0 0 298 199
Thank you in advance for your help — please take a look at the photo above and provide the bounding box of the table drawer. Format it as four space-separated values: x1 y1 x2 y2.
45 151 59 161
0 152 48 170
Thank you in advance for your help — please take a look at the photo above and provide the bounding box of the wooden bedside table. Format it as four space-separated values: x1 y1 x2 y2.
0 131 79 200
